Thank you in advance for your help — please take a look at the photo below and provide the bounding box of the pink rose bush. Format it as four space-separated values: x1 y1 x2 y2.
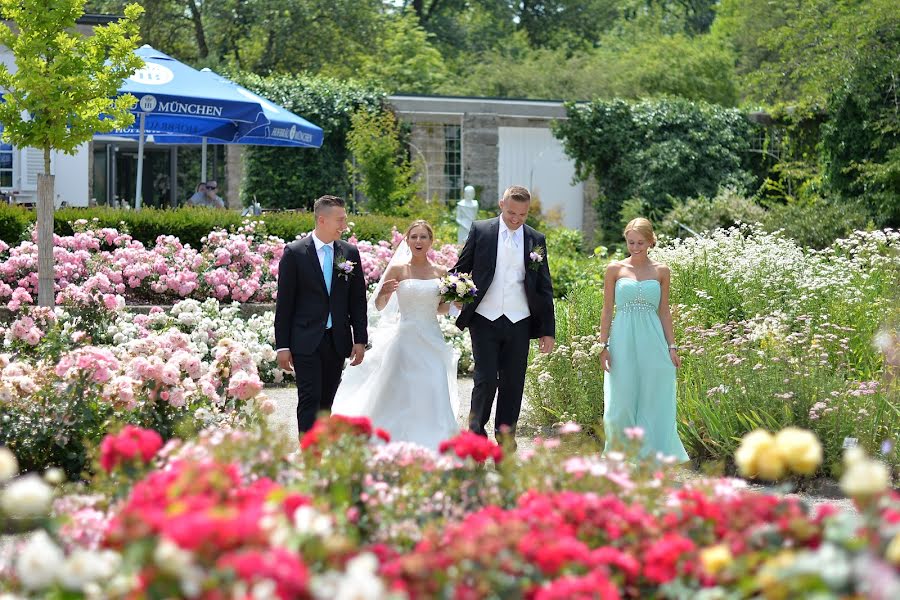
1 418 897 598
0 219 459 308
0 329 269 479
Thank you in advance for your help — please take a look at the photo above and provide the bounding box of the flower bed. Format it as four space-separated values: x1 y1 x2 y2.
527 226 900 474
0 419 898 598
0 219 459 307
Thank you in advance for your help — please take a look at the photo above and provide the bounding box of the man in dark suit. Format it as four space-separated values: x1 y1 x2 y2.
274 195 368 433
452 185 555 448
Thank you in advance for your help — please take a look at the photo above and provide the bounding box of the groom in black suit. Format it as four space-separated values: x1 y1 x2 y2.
275 195 368 433
452 185 555 447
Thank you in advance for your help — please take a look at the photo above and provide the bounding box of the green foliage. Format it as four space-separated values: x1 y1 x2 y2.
450 30 737 105
233 73 386 210
346 109 419 214
0 205 402 248
554 97 755 243
0 206 32 245
821 64 900 227
362 11 448 93
91 0 386 78
762 199 873 250
0 1 143 168
660 187 767 239
527 226 900 471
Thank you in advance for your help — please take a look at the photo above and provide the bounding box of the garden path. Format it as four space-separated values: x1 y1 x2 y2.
266 379 854 513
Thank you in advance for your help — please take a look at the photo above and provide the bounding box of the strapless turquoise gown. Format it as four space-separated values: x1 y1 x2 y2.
603 278 689 462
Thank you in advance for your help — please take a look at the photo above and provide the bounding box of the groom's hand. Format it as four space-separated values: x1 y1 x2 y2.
349 343 366 366
276 349 293 372
539 336 555 354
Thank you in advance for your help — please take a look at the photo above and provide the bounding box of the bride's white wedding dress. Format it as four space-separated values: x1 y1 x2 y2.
331 278 459 450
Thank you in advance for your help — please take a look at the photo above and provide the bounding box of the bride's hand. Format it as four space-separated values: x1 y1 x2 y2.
600 349 611 373
380 279 400 295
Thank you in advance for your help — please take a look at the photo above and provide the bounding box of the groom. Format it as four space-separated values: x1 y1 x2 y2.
274 195 368 433
452 185 555 447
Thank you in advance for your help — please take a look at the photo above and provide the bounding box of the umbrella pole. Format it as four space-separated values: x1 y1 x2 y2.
135 112 146 210
201 137 207 183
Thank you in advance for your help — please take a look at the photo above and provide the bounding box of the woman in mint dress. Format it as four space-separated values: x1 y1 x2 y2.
597 218 689 462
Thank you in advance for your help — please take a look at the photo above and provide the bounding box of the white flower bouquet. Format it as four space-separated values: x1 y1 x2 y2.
439 272 478 305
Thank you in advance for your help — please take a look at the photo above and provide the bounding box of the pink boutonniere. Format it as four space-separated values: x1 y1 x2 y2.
528 245 545 271
335 255 355 280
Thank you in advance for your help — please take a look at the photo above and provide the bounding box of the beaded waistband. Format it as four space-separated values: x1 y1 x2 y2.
617 299 657 313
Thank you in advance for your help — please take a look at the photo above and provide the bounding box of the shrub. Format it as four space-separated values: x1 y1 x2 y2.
234 73 386 210
762 198 873 249
0 205 403 247
346 109 419 214
554 97 756 244
660 187 767 238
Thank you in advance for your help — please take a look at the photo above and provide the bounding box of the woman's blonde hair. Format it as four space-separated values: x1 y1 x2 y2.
623 218 656 246
404 219 434 240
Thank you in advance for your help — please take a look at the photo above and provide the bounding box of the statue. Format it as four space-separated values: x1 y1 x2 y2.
455 185 478 244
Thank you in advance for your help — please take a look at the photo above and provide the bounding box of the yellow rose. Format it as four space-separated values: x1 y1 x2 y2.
774 427 822 476
735 429 786 481
886 533 900 566
840 455 891 501
700 544 733 575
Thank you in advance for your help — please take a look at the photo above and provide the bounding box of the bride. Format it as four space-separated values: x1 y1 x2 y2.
331 220 460 450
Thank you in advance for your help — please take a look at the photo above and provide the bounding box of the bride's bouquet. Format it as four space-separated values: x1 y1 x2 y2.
439 272 478 305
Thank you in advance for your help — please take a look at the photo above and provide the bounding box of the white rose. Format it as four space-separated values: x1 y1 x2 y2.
58 549 108 591
294 505 333 537
0 447 18 481
15 531 64 590
1 473 54 518
840 457 891 500
333 552 385 600
153 538 195 578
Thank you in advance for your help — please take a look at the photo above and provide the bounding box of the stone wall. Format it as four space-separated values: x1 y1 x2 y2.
461 114 499 204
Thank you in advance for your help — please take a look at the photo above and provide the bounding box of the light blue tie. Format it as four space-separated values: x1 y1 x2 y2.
322 245 333 329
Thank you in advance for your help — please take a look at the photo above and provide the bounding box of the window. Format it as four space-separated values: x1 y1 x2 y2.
443 124 462 202
408 120 463 203
0 141 12 188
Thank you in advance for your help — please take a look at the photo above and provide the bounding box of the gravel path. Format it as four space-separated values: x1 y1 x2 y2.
267 377 854 512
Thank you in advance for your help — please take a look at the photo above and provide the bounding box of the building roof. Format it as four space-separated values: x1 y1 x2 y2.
389 94 568 119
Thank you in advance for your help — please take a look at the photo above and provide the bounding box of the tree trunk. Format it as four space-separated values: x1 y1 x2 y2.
187 0 209 59
36 171 55 307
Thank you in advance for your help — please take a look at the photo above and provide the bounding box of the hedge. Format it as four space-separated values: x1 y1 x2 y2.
234 73 386 211
0 205 404 248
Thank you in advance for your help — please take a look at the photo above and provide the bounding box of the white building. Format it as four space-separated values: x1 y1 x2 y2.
390 95 591 231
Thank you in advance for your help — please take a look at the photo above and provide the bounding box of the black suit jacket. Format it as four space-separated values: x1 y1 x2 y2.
452 217 555 339
274 236 368 357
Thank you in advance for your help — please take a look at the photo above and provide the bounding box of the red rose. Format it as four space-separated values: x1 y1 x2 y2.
99 425 163 472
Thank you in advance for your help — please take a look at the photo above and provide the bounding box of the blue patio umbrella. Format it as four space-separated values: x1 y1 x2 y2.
151 69 325 148
112 45 270 208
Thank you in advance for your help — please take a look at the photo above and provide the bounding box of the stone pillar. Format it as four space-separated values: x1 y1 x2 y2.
462 114 499 205
225 145 244 209
582 175 600 248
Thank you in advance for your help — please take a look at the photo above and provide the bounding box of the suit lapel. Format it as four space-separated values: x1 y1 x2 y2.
304 236 327 293
487 217 500 272
522 227 533 282
330 241 342 293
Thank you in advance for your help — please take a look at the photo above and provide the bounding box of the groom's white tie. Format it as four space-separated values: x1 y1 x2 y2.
503 230 515 249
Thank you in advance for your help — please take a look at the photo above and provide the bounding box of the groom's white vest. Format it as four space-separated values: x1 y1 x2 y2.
476 228 530 323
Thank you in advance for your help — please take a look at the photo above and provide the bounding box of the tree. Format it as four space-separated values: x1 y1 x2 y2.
0 0 143 306
362 11 448 94
346 109 419 214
